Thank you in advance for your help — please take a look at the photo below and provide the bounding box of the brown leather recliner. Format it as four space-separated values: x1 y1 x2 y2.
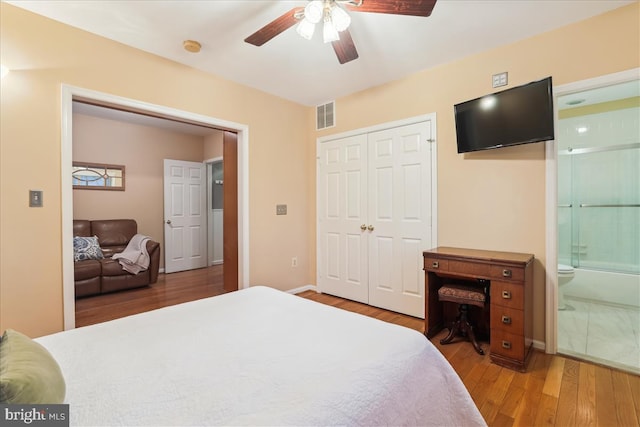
73 219 160 298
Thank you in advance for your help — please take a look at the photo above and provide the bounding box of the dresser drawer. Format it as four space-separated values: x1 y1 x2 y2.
490 281 524 310
490 305 524 333
490 265 525 282
424 257 448 272
490 330 525 361
449 260 490 277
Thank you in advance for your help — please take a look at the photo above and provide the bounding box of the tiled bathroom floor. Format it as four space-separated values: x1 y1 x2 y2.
558 298 640 374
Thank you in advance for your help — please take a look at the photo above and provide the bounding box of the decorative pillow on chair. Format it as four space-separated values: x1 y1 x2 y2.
0 329 66 404
73 235 104 261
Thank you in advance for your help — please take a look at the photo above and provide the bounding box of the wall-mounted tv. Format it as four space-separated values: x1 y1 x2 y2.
454 76 554 153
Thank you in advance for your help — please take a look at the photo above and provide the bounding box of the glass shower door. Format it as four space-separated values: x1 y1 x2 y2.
571 146 640 274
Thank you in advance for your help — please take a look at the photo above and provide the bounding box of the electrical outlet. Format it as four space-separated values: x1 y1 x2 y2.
291 257 298 267
276 204 287 215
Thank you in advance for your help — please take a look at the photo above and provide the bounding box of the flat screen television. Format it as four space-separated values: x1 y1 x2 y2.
454 77 554 153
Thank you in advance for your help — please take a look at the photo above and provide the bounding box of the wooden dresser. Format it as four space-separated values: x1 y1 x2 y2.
423 247 534 372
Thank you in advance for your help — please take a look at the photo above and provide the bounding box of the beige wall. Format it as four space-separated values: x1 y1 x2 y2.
204 131 224 160
307 3 639 343
1 2 638 342
0 3 311 337
72 113 208 270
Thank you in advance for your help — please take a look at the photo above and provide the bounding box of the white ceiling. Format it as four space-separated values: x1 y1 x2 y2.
6 0 636 106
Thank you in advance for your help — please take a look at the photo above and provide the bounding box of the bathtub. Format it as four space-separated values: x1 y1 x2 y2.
563 268 640 309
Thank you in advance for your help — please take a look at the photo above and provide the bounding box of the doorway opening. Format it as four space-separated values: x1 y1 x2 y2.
545 68 639 375
207 158 224 268
61 85 250 330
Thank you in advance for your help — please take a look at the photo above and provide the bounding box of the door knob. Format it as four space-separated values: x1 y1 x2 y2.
166 219 172 225
360 224 367 231
367 225 374 231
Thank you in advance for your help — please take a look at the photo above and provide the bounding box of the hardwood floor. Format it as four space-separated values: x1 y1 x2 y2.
299 290 640 427
75 265 227 327
76 270 640 426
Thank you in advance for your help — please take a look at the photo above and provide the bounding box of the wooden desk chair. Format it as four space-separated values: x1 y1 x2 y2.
438 283 487 355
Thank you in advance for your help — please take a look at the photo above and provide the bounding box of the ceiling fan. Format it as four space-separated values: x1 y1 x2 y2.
245 0 437 65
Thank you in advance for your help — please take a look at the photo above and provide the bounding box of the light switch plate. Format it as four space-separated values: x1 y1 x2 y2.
29 190 43 207
276 204 287 215
492 72 508 88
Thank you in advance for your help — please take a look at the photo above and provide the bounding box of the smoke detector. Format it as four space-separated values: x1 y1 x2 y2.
183 40 201 53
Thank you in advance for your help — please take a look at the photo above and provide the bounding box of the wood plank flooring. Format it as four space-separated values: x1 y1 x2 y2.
75 267 640 426
75 265 226 327
298 290 640 427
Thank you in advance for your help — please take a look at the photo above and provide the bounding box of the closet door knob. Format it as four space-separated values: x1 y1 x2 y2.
360 224 367 231
166 220 172 225
367 225 374 231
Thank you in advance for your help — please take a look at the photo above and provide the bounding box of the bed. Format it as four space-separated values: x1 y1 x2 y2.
33 286 485 426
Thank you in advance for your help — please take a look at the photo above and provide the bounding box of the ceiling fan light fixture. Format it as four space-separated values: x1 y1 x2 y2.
296 18 316 40
245 0 437 65
323 18 340 43
304 0 324 24
331 5 351 32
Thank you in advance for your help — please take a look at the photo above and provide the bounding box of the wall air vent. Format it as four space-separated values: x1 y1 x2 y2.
316 101 335 130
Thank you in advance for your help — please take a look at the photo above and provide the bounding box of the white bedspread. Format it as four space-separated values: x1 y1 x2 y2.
36 286 486 426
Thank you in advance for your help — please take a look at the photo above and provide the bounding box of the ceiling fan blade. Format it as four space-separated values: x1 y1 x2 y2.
244 7 303 46
332 29 359 64
345 0 437 17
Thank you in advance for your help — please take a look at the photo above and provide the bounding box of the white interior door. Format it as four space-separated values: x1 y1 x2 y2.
317 120 433 318
317 134 369 303
367 122 432 318
164 159 207 273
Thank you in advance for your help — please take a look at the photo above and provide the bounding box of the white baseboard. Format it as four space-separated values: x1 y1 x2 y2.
287 284 318 294
531 339 546 352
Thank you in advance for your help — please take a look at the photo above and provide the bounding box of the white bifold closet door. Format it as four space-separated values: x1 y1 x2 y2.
317 120 433 318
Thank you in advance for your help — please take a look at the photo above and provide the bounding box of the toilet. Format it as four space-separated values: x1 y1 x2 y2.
557 264 575 310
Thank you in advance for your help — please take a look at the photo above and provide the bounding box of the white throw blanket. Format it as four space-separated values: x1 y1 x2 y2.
112 234 150 274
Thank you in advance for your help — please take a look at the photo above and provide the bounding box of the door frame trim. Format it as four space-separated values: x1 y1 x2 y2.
315 113 439 291
61 84 250 330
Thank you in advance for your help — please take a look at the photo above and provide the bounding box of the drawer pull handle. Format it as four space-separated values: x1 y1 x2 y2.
501 315 512 325
502 269 512 278
431 261 439 268
502 340 512 349
501 290 512 299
